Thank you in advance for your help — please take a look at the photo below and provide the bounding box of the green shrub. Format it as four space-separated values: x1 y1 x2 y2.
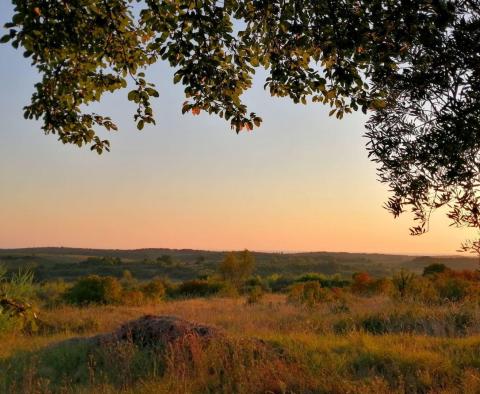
423 263 449 276
295 273 350 288
175 279 225 298
219 250 255 288
141 278 166 301
36 280 69 308
64 275 123 305
0 268 38 334
435 275 469 302
265 274 295 292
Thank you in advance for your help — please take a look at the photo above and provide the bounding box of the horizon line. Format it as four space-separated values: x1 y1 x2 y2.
0 245 474 258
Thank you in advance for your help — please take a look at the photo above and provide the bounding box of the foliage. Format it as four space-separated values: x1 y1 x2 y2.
80 257 122 266
288 281 332 307
141 278 166 301
245 285 264 305
175 279 225 298
219 250 255 288
3 1 480 245
423 263 449 277
362 1 480 244
295 273 350 288
35 280 69 308
0 268 38 334
434 274 470 303
64 275 123 305
391 270 417 300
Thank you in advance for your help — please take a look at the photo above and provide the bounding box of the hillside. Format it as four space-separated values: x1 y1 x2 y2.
0 247 477 282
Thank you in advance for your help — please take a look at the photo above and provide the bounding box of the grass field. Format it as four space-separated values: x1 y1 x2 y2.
2 294 480 393
2 249 480 393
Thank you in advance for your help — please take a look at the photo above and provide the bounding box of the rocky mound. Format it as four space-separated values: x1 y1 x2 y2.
93 315 223 347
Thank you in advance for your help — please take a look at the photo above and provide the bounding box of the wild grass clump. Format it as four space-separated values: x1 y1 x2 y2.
0 268 37 335
334 303 480 337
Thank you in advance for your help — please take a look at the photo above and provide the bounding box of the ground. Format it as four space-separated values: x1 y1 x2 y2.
2 294 480 393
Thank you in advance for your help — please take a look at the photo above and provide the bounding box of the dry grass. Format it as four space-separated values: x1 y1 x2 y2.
2 294 480 393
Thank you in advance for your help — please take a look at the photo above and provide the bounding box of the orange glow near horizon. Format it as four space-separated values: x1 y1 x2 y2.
0 11 477 256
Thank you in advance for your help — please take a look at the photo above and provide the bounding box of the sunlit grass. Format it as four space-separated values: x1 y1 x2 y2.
2 294 480 393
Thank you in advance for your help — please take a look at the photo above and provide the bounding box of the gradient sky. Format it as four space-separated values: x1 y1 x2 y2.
0 4 476 254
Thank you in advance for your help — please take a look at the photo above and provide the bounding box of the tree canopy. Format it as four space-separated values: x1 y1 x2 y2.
2 0 480 248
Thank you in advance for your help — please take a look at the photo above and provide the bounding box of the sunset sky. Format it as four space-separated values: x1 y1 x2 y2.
0 4 476 254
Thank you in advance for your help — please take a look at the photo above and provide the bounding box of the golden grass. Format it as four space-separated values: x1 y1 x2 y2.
2 294 480 393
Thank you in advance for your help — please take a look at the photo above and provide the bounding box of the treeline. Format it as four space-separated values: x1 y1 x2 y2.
2 249 480 336
2 248 479 283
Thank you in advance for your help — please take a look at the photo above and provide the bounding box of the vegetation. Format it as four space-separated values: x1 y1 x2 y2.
1 247 478 283
2 250 480 392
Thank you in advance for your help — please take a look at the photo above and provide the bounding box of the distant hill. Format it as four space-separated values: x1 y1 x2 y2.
0 247 477 282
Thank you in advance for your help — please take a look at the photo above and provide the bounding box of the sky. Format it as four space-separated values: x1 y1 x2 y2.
0 4 476 254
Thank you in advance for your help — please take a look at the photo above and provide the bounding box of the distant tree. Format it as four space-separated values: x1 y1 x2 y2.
156 255 173 265
121 269 136 290
195 255 206 265
219 250 255 288
351 272 374 294
423 263 449 277
2 1 480 248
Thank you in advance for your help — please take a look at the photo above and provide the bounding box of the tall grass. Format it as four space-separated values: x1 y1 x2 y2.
2 294 480 393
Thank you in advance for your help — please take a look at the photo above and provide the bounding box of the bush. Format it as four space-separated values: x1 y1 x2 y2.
265 274 295 292
351 272 375 295
64 275 123 305
122 290 145 306
0 268 38 334
141 278 166 301
246 285 264 305
295 273 350 288
423 263 448 276
288 282 333 307
434 275 469 302
391 270 417 300
36 280 69 308
219 250 255 288
175 279 225 298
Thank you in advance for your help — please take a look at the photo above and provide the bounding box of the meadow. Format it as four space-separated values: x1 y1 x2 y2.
2 249 480 393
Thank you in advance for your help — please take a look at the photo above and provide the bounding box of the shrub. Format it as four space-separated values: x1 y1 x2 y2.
351 272 375 295
122 290 145 306
434 275 469 302
288 282 333 307
36 280 69 308
265 274 295 292
246 285 264 305
141 278 166 301
219 250 255 288
391 270 417 299
0 268 38 334
175 279 225 298
64 275 123 305
423 263 449 276
244 275 269 292
295 273 350 288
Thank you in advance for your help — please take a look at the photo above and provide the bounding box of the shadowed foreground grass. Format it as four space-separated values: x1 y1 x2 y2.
2 295 480 393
